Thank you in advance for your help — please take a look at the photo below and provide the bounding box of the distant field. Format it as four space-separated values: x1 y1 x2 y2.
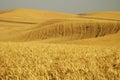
0 8 120 80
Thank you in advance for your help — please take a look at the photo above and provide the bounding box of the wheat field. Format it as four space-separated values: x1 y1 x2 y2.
0 8 120 80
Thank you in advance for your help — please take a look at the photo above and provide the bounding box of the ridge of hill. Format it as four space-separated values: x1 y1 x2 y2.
79 11 120 20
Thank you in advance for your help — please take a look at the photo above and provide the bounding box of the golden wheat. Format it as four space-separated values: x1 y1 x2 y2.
0 42 120 80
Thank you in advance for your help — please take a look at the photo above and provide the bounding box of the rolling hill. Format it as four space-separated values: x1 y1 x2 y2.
0 9 120 42
0 8 77 23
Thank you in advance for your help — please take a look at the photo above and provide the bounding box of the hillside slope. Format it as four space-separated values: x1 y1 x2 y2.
15 20 119 41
